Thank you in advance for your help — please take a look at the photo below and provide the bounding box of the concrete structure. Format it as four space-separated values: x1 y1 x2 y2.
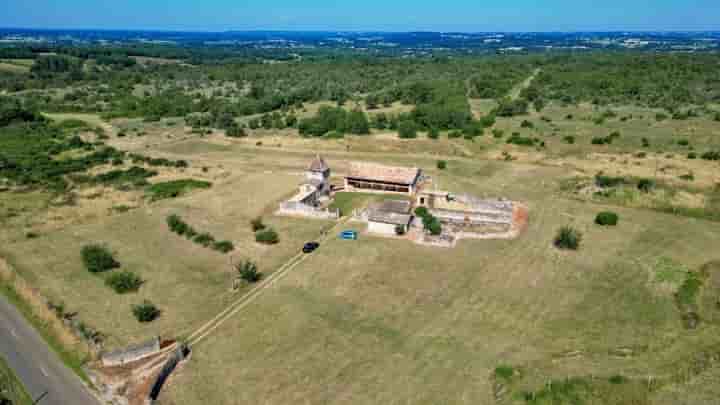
345 162 421 196
416 190 514 229
366 200 413 235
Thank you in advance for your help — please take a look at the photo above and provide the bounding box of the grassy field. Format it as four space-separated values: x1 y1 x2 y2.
0 169 331 349
2 99 720 404
0 355 32 405
158 153 720 405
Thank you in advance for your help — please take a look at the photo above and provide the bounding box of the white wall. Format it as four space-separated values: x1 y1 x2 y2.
368 221 398 235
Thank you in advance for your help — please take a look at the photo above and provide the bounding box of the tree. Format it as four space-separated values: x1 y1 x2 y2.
132 300 160 323
437 160 447 170
81 244 120 273
554 226 582 250
346 109 370 135
428 127 440 139
236 260 262 283
397 120 417 139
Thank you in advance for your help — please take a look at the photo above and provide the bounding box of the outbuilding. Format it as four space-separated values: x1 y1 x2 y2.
345 162 421 195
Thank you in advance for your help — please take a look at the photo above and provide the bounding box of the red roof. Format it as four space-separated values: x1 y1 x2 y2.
347 162 420 185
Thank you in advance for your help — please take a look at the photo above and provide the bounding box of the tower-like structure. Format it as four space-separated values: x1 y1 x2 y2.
305 154 331 196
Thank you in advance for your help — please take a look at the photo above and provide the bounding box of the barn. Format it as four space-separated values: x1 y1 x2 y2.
344 162 421 195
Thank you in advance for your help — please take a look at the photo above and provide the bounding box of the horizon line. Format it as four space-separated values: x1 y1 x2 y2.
1 26 719 35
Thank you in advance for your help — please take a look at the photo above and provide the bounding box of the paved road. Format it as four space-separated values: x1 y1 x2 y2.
0 294 100 405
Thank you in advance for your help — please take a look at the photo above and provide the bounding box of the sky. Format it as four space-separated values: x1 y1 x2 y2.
2 0 719 32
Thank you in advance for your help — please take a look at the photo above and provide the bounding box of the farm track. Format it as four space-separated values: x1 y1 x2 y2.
185 217 350 347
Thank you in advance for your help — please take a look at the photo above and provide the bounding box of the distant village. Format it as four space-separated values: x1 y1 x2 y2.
278 155 528 247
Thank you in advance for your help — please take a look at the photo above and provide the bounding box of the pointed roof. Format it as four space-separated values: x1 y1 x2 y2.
308 154 329 172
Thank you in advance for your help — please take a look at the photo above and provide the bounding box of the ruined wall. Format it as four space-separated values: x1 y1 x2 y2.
277 202 340 220
101 337 161 367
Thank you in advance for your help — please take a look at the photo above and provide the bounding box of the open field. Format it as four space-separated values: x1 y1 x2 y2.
156 150 720 405
0 167 332 349
3 74 720 404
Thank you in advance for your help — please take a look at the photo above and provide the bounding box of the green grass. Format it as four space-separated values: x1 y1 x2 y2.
0 355 32 405
0 282 90 383
329 192 409 217
145 179 212 201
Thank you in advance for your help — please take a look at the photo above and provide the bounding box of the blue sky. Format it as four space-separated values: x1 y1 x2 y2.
2 0 718 32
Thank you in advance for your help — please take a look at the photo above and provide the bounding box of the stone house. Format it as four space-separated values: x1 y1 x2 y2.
345 162 421 196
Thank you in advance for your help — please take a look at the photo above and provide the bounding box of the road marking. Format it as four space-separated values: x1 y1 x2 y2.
40 367 49 377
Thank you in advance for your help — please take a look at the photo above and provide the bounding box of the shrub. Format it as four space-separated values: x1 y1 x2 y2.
554 226 582 250
132 300 160 323
212 240 235 253
414 206 430 218
595 174 625 188
492 129 504 138
256 228 279 244
436 160 447 170
250 216 266 232
237 260 262 283
494 365 515 380
701 151 720 161
105 271 143 294
655 112 668 121
609 375 627 385
687 152 698 159
641 137 650 148
448 130 462 139
506 133 536 146
520 119 534 129
563 135 575 144
427 127 440 140
194 232 215 247
425 217 443 235
395 225 406 236
677 139 690 146
637 178 655 193
595 211 619 226
397 120 418 139
81 244 120 273
146 179 212 201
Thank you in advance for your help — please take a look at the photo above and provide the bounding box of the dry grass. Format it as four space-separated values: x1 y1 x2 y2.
160 156 720 405
0 170 331 349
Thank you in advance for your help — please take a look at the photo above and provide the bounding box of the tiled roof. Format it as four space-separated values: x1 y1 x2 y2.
347 162 420 185
308 154 329 172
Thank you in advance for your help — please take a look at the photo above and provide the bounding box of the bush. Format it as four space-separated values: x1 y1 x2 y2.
146 179 212 201
520 119 534 129
212 240 235 253
701 151 720 161
132 300 160 323
397 120 418 139
427 127 440 140
641 137 650 148
395 225 406 236
81 244 120 273
193 232 215 247
595 211 619 226
492 129 504 138
236 260 262 283
436 160 447 170
414 206 430 218
637 178 655 193
595 174 625 188
105 271 143 294
563 135 575 144
554 226 582 250
687 152 698 159
256 228 279 244
425 217 443 235
251 217 266 232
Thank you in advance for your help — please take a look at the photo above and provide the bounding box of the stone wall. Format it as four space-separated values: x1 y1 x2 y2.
101 337 161 367
146 345 189 404
277 202 340 220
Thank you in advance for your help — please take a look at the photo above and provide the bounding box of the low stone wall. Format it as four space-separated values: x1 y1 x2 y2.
277 202 340 220
101 337 161 367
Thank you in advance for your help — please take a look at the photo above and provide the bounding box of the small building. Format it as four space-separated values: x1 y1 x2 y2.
277 155 339 220
366 199 413 235
345 162 421 196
